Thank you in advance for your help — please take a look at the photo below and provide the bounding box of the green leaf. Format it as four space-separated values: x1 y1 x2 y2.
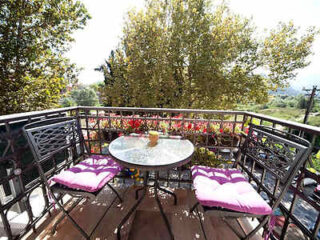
0 0 90 114
97 0 318 109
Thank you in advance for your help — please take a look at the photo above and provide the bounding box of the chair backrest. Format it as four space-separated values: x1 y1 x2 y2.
23 117 86 167
236 124 311 209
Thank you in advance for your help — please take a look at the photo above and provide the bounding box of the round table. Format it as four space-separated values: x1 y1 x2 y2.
109 135 194 240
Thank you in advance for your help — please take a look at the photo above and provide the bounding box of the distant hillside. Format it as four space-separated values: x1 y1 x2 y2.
270 87 301 96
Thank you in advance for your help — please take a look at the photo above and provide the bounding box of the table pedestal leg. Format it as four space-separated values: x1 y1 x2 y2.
117 171 175 240
117 171 148 240
154 172 175 240
157 186 177 205
135 186 145 200
155 171 177 205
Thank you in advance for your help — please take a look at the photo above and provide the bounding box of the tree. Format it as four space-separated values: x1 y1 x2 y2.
97 0 318 109
60 97 76 107
89 82 104 104
70 88 99 106
296 95 308 109
0 0 90 115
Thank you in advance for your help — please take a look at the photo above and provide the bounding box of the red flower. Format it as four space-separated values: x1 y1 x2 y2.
128 119 142 129
195 125 200 131
118 132 124 137
134 120 141 129
219 128 223 133
203 128 207 133
188 123 192 130
173 114 183 119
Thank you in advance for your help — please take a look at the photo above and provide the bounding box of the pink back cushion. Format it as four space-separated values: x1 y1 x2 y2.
52 155 122 192
191 166 272 215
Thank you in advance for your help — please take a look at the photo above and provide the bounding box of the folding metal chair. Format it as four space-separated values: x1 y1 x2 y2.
23 117 123 239
190 124 312 239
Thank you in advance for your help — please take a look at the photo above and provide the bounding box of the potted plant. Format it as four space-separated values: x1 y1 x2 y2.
192 147 232 168
216 125 241 147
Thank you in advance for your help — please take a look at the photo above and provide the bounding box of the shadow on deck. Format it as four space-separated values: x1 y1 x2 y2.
24 183 264 240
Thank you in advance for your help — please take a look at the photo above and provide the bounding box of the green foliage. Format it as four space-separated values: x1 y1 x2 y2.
89 82 104 93
63 87 99 107
0 0 90 115
310 150 320 172
88 82 104 104
308 115 320 127
236 93 320 127
60 97 76 107
97 0 318 109
192 147 232 167
296 95 308 109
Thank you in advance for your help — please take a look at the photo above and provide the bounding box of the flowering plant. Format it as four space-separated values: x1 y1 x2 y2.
84 114 244 172
309 150 320 173
86 114 243 152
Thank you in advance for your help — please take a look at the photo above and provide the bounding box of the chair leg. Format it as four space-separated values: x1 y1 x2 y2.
242 216 269 240
223 216 269 240
235 218 247 236
52 194 90 240
190 202 199 213
195 206 208 240
222 217 244 239
51 197 83 235
107 182 123 203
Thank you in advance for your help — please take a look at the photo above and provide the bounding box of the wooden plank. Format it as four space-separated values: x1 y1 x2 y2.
210 216 239 240
133 188 207 240
238 218 263 240
186 189 218 240
186 189 263 240
128 210 172 240
24 185 126 240
92 186 140 240
24 186 264 240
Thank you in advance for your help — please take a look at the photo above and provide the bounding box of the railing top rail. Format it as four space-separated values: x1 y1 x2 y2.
78 106 320 135
0 106 319 136
78 106 246 115
246 112 320 136
0 107 78 123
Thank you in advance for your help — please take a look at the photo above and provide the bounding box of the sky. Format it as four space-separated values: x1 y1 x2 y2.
66 0 320 90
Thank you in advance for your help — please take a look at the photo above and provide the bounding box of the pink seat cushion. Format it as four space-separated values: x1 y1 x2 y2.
52 155 122 192
191 166 272 215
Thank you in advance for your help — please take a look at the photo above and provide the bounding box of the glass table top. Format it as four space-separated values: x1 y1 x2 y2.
109 136 194 169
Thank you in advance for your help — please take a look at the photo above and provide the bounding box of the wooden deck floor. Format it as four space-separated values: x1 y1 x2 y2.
24 184 263 240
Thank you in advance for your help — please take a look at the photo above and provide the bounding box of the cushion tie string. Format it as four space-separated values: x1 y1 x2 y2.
47 179 56 210
264 214 276 240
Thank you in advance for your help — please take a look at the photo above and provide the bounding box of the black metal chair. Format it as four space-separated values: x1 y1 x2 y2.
190 124 312 239
23 117 123 239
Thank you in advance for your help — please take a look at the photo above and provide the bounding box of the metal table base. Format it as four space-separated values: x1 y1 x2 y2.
117 171 176 240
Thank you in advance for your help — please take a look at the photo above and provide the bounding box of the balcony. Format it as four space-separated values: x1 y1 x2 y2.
0 106 319 240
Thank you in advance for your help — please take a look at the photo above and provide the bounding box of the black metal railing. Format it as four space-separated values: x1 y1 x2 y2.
0 106 319 239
